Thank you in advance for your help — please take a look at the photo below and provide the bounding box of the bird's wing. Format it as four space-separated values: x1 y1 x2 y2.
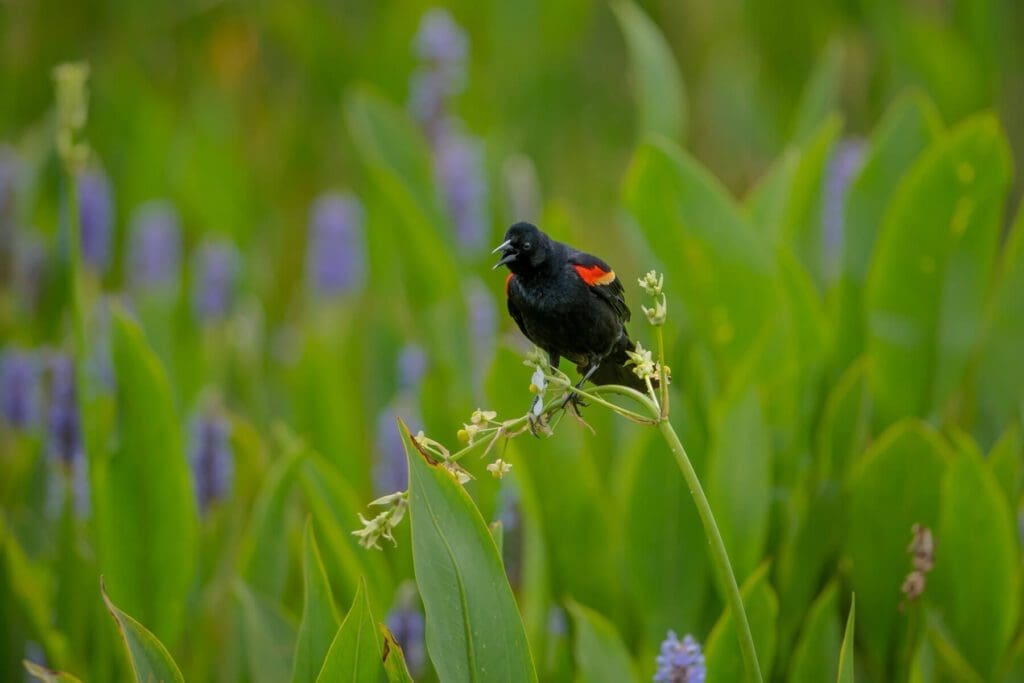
568 251 631 323
505 274 529 337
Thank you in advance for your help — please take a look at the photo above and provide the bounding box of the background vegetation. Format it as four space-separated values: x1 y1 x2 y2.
1 0 1023 680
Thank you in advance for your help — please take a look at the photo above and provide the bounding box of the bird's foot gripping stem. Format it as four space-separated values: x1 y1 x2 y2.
527 395 550 437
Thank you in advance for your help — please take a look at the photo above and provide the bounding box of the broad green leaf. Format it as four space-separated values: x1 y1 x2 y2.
787 582 840 683
815 358 870 482
834 92 942 369
924 614 984 683
837 596 855 683
623 137 779 379
790 41 843 144
292 521 341 683
844 421 948 672
316 578 384 683
988 424 1022 512
380 625 414 683
235 580 296 683
566 601 637 683
930 439 1018 679
404 420 537 682
705 561 778 682
706 387 771 584
611 0 687 143
95 306 196 645
976 202 1024 445
101 580 184 683
23 661 83 683
866 115 1012 425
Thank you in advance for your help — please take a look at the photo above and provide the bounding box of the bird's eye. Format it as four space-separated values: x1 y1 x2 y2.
523 241 532 251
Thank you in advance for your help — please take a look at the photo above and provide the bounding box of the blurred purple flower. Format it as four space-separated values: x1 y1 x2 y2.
496 481 523 589
77 167 114 272
128 200 182 289
373 401 420 496
654 631 706 683
387 603 426 678
409 69 455 144
306 193 365 298
48 354 82 468
398 344 428 392
466 279 496 391
435 131 488 251
413 8 468 82
1 349 41 430
189 411 233 514
822 139 865 274
13 233 46 312
193 241 239 322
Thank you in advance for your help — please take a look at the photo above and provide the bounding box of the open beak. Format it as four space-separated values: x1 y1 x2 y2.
491 239 516 269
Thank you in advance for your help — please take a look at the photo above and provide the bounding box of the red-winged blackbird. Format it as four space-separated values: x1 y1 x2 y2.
493 221 647 393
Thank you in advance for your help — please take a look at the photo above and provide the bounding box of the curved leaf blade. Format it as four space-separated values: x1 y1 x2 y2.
316 578 384 683
23 661 83 683
101 579 184 683
292 521 341 683
705 561 778 681
566 600 637 683
787 582 840 683
837 596 855 683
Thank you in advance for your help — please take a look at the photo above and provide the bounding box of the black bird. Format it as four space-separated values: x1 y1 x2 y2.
493 221 647 393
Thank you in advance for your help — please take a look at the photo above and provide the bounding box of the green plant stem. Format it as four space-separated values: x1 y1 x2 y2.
657 417 763 682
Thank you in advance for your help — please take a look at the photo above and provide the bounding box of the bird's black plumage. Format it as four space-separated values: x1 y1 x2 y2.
493 222 646 391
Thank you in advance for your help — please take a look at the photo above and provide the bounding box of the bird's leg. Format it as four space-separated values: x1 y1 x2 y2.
561 361 601 413
547 352 560 370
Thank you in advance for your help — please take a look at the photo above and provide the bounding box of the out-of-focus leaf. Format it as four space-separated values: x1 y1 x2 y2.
844 421 948 672
101 579 184 683
987 424 1022 512
815 358 870 482
706 387 771 585
924 614 984 683
566 600 637 683
866 115 1012 425
404 420 537 682
976 202 1024 445
611 0 687 144
292 521 341 683
23 661 83 683
837 596 855 683
930 438 1018 679
787 582 840 683
95 306 196 645
791 41 843 144
705 561 778 681
240 445 304 599
380 625 414 683
623 137 780 380
316 578 384 683
834 92 942 369
235 580 296 683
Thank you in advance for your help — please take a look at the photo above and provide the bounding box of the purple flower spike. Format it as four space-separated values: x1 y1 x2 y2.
398 344 428 392
654 631 706 683
189 412 233 514
822 139 865 275
48 354 82 468
193 241 239 322
77 168 114 272
435 131 488 251
387 600 426 678
1 349 41 430
128 200 182 289
414 8 468 79
307 193 366 298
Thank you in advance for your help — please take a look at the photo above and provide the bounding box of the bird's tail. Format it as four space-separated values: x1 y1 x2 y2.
578 335 656 393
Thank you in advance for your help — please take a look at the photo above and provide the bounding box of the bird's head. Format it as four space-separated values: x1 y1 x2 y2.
492 222 550 274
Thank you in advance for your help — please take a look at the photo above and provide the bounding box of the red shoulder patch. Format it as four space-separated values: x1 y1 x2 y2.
505 272 514 296
573 264 616 286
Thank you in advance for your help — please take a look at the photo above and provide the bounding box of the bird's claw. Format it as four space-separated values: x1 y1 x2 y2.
560 389 588 415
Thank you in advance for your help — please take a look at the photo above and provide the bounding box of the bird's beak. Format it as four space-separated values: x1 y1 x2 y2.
491 239 516 269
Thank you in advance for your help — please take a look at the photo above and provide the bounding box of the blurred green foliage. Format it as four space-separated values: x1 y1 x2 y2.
1 0 1024 681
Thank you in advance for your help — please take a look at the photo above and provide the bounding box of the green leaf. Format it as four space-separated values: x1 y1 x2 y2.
292 521 341 683
866 115 1012 425
623 137 780 379
787 582 840 683
834 92 942 369
566 600 637 683
815 358 870 482
316 578 385 683
101 579 184 683
976 201 1024 445
837 596 855 683
706 387 772 584
844 421 948 672
930 438 1018 679
610 0 687 143
380 625 414 683
96 306 196 645
404 420 537 682
988 423 1022 511
23 661 83 683
924 614 983 683
790 41 843 144
705 561 778 681
235 580 296 683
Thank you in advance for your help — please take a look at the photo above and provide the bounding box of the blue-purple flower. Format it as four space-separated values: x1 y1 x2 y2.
386 588 426 678
373 399 421 496
77 167 114 272
13 232 46 312
306 193 365 298
47 354 82 467
192 241 239 322
128 200 182 289
466 278 496 392
0 349 41 430
188 411 233 514
822 139 865 275
654 631 706 683
434 131 488 251
397 344 428 392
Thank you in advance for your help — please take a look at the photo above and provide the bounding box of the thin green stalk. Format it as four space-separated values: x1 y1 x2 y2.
658 418 762 682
